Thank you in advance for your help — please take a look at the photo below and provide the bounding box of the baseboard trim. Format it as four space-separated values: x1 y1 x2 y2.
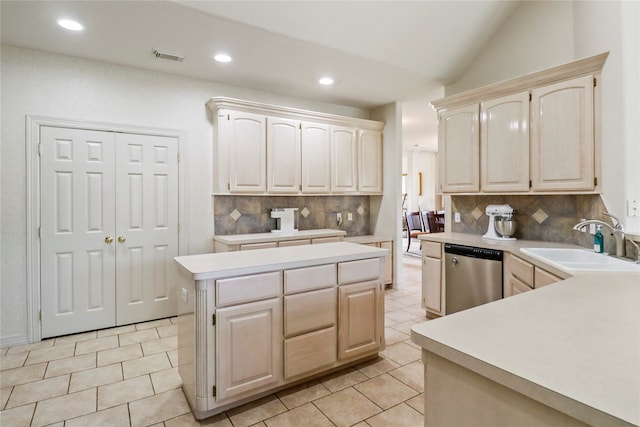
1 334 30 348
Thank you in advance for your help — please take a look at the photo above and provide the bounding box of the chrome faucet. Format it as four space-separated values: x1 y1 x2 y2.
572 213 626 257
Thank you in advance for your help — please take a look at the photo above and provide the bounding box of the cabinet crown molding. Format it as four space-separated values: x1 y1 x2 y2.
206 97 384 131
431 52 609 111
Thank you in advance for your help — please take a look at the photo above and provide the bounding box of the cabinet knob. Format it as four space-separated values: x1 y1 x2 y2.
118 236 126 243
105 236 113 244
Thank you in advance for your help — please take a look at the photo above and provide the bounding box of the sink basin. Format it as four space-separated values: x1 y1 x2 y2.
520 248 640 273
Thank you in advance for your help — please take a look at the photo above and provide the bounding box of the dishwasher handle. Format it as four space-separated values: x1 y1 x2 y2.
451 257 459 266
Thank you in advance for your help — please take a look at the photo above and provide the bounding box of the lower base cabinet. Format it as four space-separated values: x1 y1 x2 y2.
338 280 383 360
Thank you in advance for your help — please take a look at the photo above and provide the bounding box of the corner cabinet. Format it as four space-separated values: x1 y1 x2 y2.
438 104 479 193
208 97 384 195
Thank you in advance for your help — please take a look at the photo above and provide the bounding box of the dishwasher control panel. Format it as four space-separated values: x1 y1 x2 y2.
444 244 503 261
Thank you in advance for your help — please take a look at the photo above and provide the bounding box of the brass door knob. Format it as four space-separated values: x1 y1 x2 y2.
105 236 113 244
118 236 126 243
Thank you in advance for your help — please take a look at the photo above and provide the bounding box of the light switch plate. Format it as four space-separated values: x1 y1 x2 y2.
628 200 638 217
181 288 188 302
347 212 353 221
454 212 461 223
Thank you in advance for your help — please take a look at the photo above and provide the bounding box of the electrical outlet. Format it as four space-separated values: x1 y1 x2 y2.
628 200 638 217
336 213 342 222
454 212 461 223
347 212 353 221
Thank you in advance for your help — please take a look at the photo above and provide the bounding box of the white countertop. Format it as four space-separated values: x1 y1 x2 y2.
345 235 393 245
212 229 346 245
411 266 640 426
175 242 387 280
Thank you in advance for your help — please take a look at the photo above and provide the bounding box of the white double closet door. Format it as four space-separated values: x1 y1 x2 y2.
40 127 179 338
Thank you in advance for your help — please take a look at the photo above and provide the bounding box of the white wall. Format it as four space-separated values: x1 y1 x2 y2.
446 1 640 233
0 46 371 344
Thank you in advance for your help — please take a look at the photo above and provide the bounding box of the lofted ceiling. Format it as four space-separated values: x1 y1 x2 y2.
0 0 520 151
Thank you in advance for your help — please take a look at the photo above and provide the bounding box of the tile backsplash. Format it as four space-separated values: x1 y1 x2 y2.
214 195 370 236
451 194 638 260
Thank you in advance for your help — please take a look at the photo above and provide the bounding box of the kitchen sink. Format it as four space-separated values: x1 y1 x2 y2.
520 247 640 273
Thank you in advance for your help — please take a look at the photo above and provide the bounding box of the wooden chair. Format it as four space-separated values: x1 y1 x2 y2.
406 211 428 251
427 211 445 233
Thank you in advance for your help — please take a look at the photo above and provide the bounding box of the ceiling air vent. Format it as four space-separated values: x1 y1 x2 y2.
153 49 184 63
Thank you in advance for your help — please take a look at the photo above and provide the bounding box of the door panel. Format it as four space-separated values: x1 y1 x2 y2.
40 127 117 338
115 133 179 325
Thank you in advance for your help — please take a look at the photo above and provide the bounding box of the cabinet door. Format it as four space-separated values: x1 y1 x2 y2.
531 75 595 191
438 104 479 192
534 267 562 288
216 298 282 401
509 276 533 295
331 125 358 193
380 241 393 285
301 122 331 193
267 117 301 193
338 280 382 360
358 129 383 193
228 111 267 192
481 92 530 192
422 256 443 315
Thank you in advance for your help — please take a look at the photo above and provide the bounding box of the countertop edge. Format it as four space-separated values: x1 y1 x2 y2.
212 229 347 245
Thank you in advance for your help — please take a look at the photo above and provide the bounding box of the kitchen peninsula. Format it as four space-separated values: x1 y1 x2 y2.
174 242 387 419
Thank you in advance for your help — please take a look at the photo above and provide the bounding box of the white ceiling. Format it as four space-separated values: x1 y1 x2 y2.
0 0 520 151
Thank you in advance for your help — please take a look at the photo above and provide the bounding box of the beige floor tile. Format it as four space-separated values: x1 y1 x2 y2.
122 352 171 379
380 342 421 366
355 374 418 410
314 387 381 427
319 368 368 393
403 304 428 317
30 388 96 427
6 374 70 408
0 351 28 371
118 328 160 346
150 366 182 394
165 412 232 426
45 353 96 378
384 327 410 345
355 356 400 379
227 395 288 427
96 324 136 338
6 339 53 355
157 323 178 338
384 300 406 312
1 386 12 409
384 315 399 327
69 363 123 393
129 388 191 427
265 402 333 427
0 362 47 387
54 331 97 345
404 339 421 350
0 402 35 427
168 349 179 367
389 361 424 392
141 335 178 356
351 422 369 427
98 374 154 410
365 402 423 427
75 335 119 355
390 320 421 336
64 405 129 427
135 318 172 331
276 381 331 409
406 393 424 414
97 343 143 366
24 343 75 365
385 310 418 323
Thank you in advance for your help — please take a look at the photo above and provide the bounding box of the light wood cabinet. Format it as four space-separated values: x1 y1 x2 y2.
360 240 393 286
438 104 480 193
422 241 444 317
301 122 332 193
227 111 267 193
331 125 358 193
531 75 595 191
504 253 566 297
534 266 562 288
481 91 530 192
267 116 300 193
358 129 383 193
338 279 383 360
215 297 283 401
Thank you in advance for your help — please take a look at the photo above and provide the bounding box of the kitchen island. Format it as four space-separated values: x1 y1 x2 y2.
174 242 387 419
411 271 640 426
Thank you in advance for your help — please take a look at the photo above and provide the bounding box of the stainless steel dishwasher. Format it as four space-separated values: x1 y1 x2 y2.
444 244 503 314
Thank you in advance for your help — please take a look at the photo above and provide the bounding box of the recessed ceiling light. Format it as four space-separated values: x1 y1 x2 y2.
58 19 83 31
319 77 334 85
214 53 232 63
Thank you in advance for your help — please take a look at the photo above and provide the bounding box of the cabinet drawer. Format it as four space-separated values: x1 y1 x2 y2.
338 258 381 284
284 327 337 379
284 288 336 337
217 272 281 307
534 267 562 288
284 264 336 294
422 241 441 259
239 242 278 251
312 236 343 244
510 255 534 286
510 276 533 295
278 239 311 248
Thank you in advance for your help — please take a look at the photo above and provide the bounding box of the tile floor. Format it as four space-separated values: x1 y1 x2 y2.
0 252 426 427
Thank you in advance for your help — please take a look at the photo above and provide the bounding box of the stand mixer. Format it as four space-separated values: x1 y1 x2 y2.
483 204 517 240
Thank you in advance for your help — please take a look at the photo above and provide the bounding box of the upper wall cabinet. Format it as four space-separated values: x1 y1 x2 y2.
431 52 607 195
207 98 384 196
